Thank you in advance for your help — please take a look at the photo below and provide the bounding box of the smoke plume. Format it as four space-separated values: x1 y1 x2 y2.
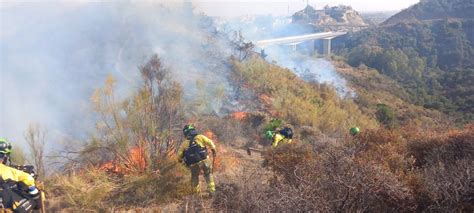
1 1 235 150
218 14 354 96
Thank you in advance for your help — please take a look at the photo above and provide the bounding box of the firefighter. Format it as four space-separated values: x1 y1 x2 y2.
267 127 294 147
0 138 41 212
178 125 217 194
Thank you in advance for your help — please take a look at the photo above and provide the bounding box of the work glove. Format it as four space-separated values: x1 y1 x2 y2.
28 186 39 195
28 186 40 199
211 149 216 157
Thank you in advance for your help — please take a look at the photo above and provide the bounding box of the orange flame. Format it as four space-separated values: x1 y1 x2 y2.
99 161 121 173
203 131 217 141
99 146 147 174
211 145 241 173
127 147 147 171
231 111 248 121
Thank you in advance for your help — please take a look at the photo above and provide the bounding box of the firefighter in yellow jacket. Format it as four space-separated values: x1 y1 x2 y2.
270 127 294 147
178 124 217 194
0 138 40 211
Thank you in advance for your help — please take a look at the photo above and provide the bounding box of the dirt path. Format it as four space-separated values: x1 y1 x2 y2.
164 145 268 212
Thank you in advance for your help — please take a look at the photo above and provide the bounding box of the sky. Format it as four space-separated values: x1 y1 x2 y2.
1 0 420 17
193 0 420 17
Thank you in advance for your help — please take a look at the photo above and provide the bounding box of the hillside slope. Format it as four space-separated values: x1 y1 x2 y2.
333 60 449 127
43 54 472 212
333 0 474 121
384 0 474 25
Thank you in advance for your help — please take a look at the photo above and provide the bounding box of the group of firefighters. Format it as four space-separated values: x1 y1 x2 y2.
0 123 360 211
177 124 296 195
177 123 360 195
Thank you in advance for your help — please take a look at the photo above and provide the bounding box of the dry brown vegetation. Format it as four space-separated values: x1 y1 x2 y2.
231 56 378 135
44 55 473 212
212 125 474 212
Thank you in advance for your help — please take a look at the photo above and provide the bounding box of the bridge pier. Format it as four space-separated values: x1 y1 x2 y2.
310 40 316 54
291 44 297 51
260 48 268 58
322 38 332 56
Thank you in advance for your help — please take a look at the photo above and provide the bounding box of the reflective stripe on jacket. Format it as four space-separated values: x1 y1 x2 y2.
178 134 216 159
0 163 35 187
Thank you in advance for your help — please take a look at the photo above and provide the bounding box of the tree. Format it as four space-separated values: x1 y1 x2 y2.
24 123 47 179
231 30 255 61
137 54 184 169
90 54 184 172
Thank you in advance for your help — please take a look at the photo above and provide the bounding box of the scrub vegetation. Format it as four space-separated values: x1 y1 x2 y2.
9 0 472 211
44 54 473 212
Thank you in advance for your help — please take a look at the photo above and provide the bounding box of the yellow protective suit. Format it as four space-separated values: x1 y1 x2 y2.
178 134 216 159
178 134 216 193
0 163 35 187
272 133 292 147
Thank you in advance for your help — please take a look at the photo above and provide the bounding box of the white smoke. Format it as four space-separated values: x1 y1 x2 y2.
266 50 355 97
218 14 354 97
0 1 354 155
0 1 235 151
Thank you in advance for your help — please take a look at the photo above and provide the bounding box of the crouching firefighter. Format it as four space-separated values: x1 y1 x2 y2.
269 127 293 147
0 139 42 212
178 124 217 194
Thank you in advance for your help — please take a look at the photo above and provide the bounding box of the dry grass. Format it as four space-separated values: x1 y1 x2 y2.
231 57 378 134
46 158 191 211
46 168 118 211
212 124 474 212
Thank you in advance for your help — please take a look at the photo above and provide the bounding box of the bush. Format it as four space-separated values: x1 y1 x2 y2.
407 124 474 167
231 57 378 134
376 103 398 129
213 141 417 211
421 159 473 211
47 158 190 210
109 158 189 207
212 125 473 212
47 168 118 210
263 143 314 185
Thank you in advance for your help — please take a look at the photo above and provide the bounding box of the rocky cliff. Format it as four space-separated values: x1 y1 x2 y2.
292 5 368 31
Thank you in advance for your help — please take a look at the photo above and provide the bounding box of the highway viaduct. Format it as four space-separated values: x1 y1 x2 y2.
255 31 347 56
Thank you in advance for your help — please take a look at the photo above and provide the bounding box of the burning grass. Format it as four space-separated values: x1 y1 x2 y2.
231 111 248 121
189 129 241 173
47 158 190 210
99 146 147 174
46 136 245 210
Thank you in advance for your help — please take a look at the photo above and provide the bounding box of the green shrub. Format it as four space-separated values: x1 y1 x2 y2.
376 103 398 129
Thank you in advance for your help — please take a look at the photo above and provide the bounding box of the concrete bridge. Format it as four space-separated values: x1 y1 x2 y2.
255 31 347 56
